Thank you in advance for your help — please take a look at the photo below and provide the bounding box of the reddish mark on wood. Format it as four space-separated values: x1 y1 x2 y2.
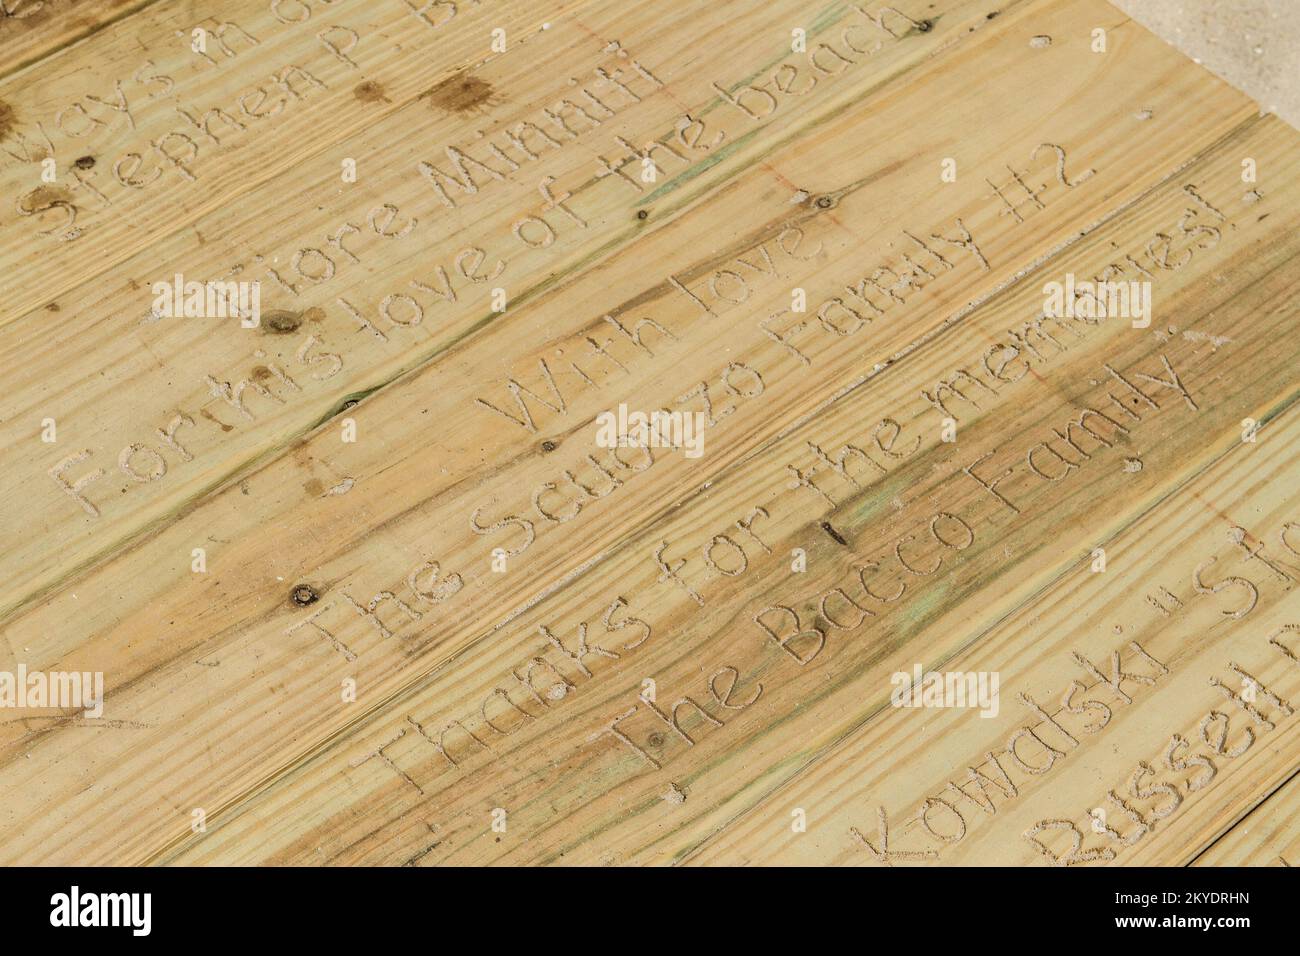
1190 490 1237 528
200 408 234 433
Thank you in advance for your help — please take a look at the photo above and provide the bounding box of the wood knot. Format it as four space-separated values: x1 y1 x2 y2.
815 195 835 210
291 584 320 606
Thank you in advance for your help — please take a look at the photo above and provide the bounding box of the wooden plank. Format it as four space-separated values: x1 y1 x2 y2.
1193 774 1300 867
686 344 1300 868
0 0 157 82
0 0 1008 619
155 115 1300 866
0 0 578 318
1 0 1296 868
1 0 1261 865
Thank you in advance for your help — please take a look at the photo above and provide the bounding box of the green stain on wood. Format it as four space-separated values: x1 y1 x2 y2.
899 577 952 639
718 1 847 102
637 125 763 206
635 0 854 207
809 2 849 35
849 468 916 527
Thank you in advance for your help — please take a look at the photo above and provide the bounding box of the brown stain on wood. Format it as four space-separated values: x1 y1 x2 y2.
421 72 497 114
21 185 73 212
0 3 53 34
262 309 304 334
0 0 134 37
0 101 14 142
353 81 389 104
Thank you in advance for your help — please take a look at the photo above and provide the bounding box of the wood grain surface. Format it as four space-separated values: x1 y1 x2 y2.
0 0 1295 866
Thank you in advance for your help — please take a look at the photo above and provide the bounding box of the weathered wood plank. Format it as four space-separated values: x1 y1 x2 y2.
0 0 155 82
1193 774 1300 867
0 0 1007 619
1 0 1295 868
0 0 578 318
153 113 1300 866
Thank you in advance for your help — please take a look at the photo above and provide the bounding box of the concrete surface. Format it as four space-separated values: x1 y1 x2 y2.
1111 0 1300 129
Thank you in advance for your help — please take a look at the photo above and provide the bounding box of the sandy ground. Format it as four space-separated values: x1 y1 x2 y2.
1112 0 1300 129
